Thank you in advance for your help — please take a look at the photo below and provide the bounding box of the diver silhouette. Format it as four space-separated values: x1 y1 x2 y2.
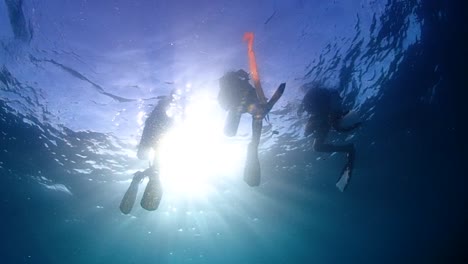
297 83 361 191
119 93 174 214
218 69 285 186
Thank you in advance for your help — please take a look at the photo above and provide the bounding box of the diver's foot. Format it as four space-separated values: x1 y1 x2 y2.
132 171 146 183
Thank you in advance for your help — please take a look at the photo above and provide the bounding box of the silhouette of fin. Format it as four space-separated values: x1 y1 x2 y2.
119 173 144 214
140 177 163 211
265 83 286 114
336 166 352 192
244 143 261 187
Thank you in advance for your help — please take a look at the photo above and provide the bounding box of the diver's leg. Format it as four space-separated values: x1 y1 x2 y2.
313 134 355 192
251 116 262 147
314 139 355 166
313 123 355 170
313 139 354 154
137 126 156 160
333 121 362 133
312 123 353 154
310 122 356 191
244 117 262 186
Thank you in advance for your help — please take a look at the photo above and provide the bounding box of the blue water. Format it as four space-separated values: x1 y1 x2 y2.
1 0 466 263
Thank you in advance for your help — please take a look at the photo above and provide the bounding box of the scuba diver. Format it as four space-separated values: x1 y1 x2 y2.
119 93 175 214
297 83 361 192
218 69 285 186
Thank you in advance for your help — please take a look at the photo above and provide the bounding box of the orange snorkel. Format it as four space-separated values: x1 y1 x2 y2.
243 32 267 105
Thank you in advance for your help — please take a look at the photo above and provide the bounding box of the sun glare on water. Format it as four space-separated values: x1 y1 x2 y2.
154 90 246 199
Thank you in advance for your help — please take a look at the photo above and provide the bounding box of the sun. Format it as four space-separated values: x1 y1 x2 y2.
154 89 247 199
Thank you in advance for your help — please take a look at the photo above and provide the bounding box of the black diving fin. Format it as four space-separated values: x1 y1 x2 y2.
243 143 261 187
119 171 145 214
140 175 163 211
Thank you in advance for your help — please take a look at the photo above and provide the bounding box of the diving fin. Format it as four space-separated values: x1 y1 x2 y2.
224 109 242 137
119 172 145 214
140 176 163 211
244 143 261 187
265 83 286 114
336 166 352 192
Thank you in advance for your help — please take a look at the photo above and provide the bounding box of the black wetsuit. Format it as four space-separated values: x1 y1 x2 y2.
299 87 359 174
137 97 173 160
219 71 260 137
299 87 345 138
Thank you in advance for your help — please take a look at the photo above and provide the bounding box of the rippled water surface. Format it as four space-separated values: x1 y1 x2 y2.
1 0 466 263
